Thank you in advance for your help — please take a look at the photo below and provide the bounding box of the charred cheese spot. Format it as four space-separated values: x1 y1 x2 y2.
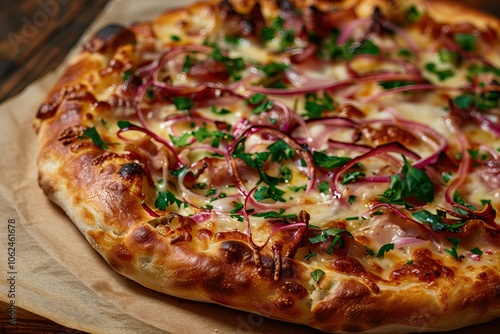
332 257 380 293
390 249 454 282
118 162 144 180
83 24 136 54
334 104 366 119
219 240 254 264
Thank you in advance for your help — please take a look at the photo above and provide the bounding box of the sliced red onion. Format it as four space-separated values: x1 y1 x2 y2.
327 140 372 153
469 109 500 137
337 17 371 45
117 123 185 168
392 236 427 247
443 109 474 215
331 143 421 201
383 107 449 168
245 126 316 192
362 83 456 103
382 21 419 55
346 54 422 78
141 201 160 218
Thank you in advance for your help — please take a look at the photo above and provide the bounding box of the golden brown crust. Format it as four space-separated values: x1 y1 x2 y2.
425 0 500 34
36 0 500 332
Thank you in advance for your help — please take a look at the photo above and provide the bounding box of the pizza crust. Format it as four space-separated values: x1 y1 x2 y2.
35 0 500 332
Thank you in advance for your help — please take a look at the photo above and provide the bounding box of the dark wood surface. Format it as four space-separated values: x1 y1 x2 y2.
0 1 499 333
0 0 109 103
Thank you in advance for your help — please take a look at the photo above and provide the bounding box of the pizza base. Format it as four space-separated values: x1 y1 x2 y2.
35 0 500 332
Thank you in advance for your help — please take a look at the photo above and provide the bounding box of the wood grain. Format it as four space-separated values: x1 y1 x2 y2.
0 0 108 103
0 300 86 333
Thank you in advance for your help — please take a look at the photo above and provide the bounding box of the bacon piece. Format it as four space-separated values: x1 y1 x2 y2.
360 125 419 147
83 24 136 54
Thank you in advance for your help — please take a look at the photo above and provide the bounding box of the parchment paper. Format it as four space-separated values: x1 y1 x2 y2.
0 1 498 333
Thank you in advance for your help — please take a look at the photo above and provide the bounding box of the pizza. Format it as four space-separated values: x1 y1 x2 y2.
34 0 500 332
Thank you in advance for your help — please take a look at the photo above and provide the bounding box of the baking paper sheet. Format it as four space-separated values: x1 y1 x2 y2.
0 0 498 333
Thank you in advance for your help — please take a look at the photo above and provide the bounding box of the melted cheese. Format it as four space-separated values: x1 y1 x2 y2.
84 0 500 289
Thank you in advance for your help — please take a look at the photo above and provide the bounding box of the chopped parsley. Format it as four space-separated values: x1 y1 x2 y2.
442 172 453 184
210 105 231 115
380 155 434 205
438 49 461 66
303 92 335 118
468 63 500 77
341 171 365 185
412 210 467 233
117 120 137 129
252 208 297 219
173 97 194 110
309 228 353 254
398 49 413 58
246 93 274 115
405 5 421 22
470 247 483 256
425 63 454 81
289 185 307 192
453 33 476 52
311 269 325 282
313 151 351 169
208 47 245 80
348 195 357 204
169 133 191 147
453 190 476 215
83 127 108 149
444 237 463 261
182 55 194 72
467 148 480 160
224 35 242 45
155 191 186 210
481 199 492 206
205 188 217 197
268 140 295 162
378 81 415 90
122 69 132 82
365 246 375 256
260 17 295 51
260 61 289 76
253 185 286 203
318 181 330 194
376 243 394 258
304 249 317 261
453 91 499 110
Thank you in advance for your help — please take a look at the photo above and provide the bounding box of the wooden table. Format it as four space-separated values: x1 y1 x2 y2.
1 2 107 333
0 0 109 104
0 1 499 333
